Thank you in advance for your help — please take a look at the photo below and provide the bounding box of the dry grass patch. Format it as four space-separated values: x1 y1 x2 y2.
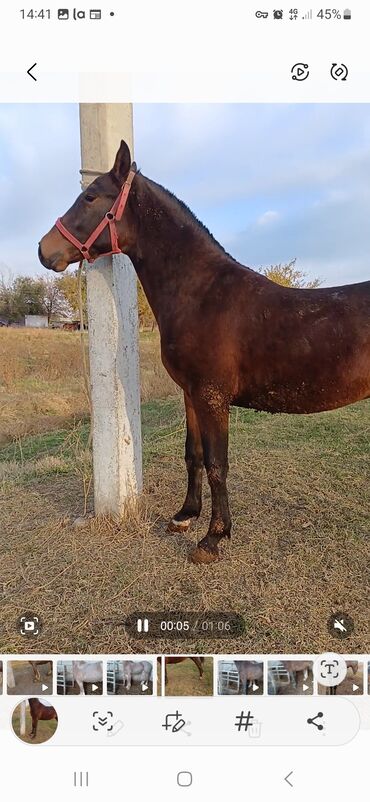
0 328 178 444
0 397 368 655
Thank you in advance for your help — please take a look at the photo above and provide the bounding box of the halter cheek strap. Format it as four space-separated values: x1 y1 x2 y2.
55 167 136 264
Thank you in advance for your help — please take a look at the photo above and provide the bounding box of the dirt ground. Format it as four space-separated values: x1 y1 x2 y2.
7 660 53 695
164 657 213 696
0 329 369 655
318 663 364 695
12 703 58 744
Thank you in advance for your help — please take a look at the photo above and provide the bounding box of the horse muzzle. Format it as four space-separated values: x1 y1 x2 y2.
38 242 69 273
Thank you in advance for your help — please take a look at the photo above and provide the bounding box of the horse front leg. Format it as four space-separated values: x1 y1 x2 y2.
169 392 204 533
189 396 231 564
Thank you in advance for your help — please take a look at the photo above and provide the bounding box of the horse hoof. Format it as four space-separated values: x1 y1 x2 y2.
189 546 220 565
167 517 191 533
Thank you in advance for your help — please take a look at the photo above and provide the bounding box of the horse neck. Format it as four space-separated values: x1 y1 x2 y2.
125 175 229 323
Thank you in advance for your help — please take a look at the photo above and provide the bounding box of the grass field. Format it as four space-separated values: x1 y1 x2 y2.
0 328 369 655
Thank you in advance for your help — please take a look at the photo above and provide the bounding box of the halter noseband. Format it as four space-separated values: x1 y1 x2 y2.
55 167 136 263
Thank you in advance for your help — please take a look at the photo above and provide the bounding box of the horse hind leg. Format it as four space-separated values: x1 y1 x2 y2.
168 392 204 534
189 394 231 564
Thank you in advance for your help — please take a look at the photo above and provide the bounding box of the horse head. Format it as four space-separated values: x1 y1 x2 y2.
38 140 136 272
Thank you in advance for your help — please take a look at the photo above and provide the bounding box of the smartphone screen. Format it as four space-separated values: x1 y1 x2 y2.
0 2 369 799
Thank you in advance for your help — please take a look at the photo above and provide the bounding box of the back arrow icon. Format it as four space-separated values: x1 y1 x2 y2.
284 771 294 787
27 63 37 81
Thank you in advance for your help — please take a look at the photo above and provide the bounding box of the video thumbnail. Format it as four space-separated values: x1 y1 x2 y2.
218 660 264 695
107 659 153 695
7 660 53 695
162 657 214 696
57 660 103 695
268 660 313 695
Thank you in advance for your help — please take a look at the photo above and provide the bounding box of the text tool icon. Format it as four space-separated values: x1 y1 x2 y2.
291 63 310 81
314 653 347 687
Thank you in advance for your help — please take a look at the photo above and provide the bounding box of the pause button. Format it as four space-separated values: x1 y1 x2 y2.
137 618 149 633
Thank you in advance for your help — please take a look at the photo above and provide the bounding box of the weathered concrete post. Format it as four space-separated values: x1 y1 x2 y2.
20 700 26 736
79 104 142 516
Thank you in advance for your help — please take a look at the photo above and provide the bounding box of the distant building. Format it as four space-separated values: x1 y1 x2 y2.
25 315 48 328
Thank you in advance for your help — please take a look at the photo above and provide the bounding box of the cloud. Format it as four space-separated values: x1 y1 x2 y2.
257 210 280 226
227 182 370 286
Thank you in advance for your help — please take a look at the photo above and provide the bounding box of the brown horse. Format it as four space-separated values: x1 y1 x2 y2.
28 698 58 738
39 140 370 564
164 656 204 684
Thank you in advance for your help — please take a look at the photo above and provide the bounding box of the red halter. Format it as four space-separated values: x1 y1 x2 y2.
55 167 136 263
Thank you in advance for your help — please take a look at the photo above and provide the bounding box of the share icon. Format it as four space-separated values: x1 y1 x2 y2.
307 712 325 731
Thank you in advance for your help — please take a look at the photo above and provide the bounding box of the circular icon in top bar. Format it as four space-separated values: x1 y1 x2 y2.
313 653 348 687
327 611 354 639
291 63 310 81
331 63 349 81
17 613 42 637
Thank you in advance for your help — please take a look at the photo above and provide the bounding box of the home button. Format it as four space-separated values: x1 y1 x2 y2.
177 771 193 787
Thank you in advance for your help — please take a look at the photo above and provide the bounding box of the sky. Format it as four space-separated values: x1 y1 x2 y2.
1 103 370 286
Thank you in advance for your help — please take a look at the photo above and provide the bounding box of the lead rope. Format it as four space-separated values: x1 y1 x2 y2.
77 259 93 447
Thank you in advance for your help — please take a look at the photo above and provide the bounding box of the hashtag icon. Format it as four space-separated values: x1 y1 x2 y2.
234 710 254 731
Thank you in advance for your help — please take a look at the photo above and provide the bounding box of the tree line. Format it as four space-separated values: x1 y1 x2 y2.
0 268 155 329
0 259 320 326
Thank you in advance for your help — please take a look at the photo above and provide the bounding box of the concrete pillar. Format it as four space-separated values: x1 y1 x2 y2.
79 104 142 516
20 700 26 736
7 663 15 689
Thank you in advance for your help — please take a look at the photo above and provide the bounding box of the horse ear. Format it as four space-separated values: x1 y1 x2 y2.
112 140 131 180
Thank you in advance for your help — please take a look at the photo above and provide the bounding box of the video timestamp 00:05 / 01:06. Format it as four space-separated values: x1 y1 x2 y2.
124 612 246 639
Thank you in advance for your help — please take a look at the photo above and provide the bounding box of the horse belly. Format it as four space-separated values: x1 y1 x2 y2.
236 373 369 414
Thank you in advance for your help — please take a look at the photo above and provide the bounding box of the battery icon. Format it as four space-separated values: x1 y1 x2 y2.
343 8 351 19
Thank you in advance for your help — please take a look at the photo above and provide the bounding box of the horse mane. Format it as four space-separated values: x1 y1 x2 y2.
140 171 236 260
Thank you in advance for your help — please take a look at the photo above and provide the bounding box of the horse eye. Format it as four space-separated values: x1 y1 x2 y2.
85 194 96 203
